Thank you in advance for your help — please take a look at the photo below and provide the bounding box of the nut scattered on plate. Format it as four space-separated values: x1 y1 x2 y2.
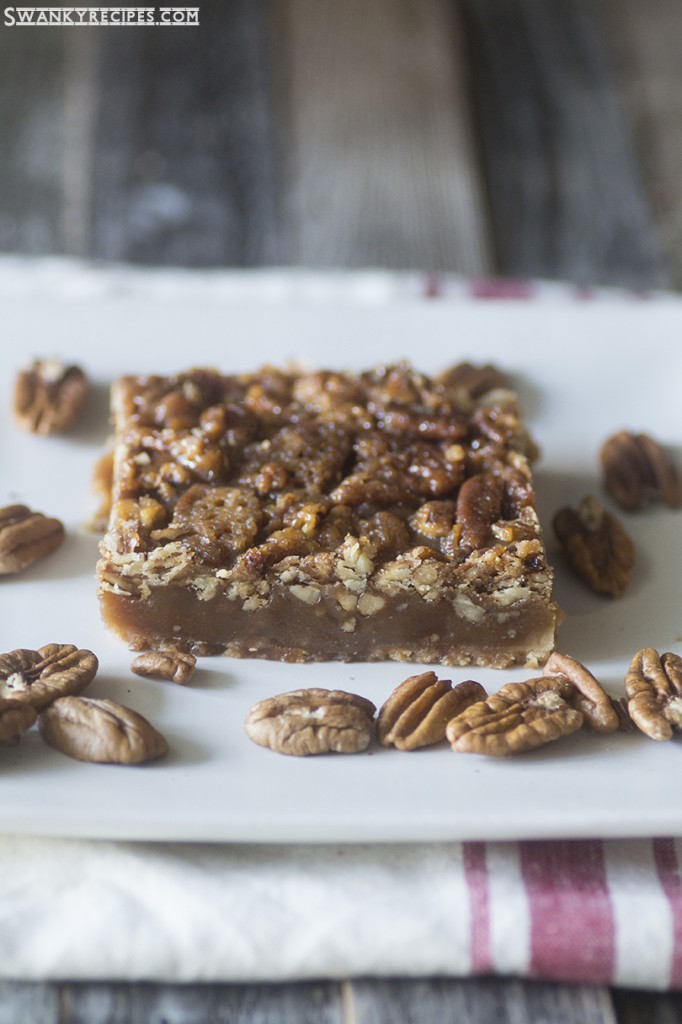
446 676 584 756
13 357 89 436
245 688 376 756
601 430 682 511
0 644 98 711
39 696 168 764
0 505 65 576
130 650 197 685
544 651 621 733
552 495 635 597
625 648 682 741
0 698 37 744
377 671 487 750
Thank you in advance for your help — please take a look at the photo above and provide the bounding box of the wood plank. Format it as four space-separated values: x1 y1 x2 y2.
460 0 669 288
88 0 281 266
596 0 682 289
612 989 682 1024
58 980 343 1024
0 981 60 1024
349 977 618 1024
0 28 67 254
278 0 491 274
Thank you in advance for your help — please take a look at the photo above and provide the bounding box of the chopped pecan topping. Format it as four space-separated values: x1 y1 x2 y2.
625 648 682 741
446 676 584 756
244 688 376 756
378 672 487 750
553 495 635 597
0 644 98 711
544 651 620 733
0 504 65 575
40 696 168 764
168 485 263 565
601 431 682 511
0 698 37 744
131 650 196 685
13 357 89 435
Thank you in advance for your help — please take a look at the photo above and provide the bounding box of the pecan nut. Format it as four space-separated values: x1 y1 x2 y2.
377 672 487 750
544 651 620 733
244 688 376 756
552 495 635 597
625 648 682 741
0 644 98 711
436 361 509 399
446 676 584 756
39 696 168 764
456 473 504 552
0 505 65 575
601 431 682 511
130 650 196 685
13 358 89 435
0 698 37 743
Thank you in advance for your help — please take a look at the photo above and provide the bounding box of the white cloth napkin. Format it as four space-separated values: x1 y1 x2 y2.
1 835 681 988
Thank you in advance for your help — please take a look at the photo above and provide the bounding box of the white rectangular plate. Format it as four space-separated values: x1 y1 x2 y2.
2 269 681 842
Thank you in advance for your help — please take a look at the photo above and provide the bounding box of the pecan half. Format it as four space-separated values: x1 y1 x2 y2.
544 652 620 733
39 696 168 764
456 473 504 552
552 495 635 597
625 648 682 741
13 358 89 435
436 362 509 398
244 688 376 756
378 672 487 750
0 644 98 711
446 676 584 756
601 431 682 511
0 505 65 575
0 698 37 744
130 650 196 685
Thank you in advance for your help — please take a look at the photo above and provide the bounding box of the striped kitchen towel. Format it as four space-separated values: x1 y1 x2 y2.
0 835 680 987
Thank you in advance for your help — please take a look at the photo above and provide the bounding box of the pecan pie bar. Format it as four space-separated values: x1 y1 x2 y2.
97 362 559 666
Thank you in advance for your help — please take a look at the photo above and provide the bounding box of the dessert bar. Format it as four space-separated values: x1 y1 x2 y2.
97 361 559 666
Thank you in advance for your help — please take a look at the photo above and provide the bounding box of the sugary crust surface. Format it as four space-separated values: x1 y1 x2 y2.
97 362 559 665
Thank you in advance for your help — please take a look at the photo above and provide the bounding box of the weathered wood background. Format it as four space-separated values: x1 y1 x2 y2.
0 0 677 287
1 0 681 1021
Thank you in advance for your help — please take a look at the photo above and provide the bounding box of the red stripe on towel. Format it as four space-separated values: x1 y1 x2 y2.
469 278 535 300
653 838 682 987
463 842 491 973
520 840 615 984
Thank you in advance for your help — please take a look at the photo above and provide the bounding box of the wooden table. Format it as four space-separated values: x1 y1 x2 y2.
1 1 681 1020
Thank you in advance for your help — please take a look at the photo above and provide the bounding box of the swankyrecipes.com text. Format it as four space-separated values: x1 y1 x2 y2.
4 6 199 26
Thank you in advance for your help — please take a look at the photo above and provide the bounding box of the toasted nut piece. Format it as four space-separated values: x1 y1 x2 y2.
13 357 89 435
625 648 682 741
456 474 504 553
553 495 635 597
601 431 682 511
40 696 168 764
130 650 196 685
436 362 509 399
446 676 583 756
0 505 65 575
378 672 487 750
544 652 620 733
0 698 37 743
0 644 98 711
245 688 376 756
